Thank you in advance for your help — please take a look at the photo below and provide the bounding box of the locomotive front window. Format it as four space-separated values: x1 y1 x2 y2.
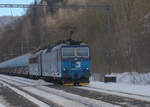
62 48 75 57
77 48 89 57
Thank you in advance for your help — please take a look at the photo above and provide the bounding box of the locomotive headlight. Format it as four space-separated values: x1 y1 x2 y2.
83 68 89 71
64 68 68 71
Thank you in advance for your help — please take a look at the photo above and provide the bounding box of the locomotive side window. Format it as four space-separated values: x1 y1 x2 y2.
77 48 89 57
62 48 75 57
29 57 38 64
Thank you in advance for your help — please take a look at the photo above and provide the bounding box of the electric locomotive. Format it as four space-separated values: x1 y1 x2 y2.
61 43 90 85
29 40 91 85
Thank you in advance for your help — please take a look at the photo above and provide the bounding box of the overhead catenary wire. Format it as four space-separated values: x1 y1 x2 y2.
0 4 109 9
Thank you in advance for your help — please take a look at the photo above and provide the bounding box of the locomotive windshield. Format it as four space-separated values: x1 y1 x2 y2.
62 48 75 57
62 47 89 57
77 48 89 57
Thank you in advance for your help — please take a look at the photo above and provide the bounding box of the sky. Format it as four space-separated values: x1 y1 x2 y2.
0 0 37 16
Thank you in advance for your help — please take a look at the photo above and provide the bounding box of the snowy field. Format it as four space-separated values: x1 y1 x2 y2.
91 72 150 85
89 81 150 97
78 72 150 102
0 84 12 107
0 104 5 107
115 72 150 85
90 72 150 94
0 97 11 107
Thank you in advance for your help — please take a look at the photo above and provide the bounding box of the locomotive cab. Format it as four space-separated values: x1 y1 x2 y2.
61 45 91 85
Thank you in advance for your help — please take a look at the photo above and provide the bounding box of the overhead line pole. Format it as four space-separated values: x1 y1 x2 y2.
106 4 112 75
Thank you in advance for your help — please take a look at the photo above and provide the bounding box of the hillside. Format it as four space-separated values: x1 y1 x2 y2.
0 16 19 27
0 0 150 79
0 16 19 36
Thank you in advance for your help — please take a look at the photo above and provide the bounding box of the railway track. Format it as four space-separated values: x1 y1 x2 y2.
0 75 121 107
0 78 54 107
47 85 150 107
80 86 150 101
76 86 150 107
1 75 150 107
0 77 88 107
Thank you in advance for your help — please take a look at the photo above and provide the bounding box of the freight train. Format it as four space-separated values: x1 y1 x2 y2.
0 40 91 86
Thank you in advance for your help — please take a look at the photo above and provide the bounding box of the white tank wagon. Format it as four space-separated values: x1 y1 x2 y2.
0 53 31 76
0 53 31 68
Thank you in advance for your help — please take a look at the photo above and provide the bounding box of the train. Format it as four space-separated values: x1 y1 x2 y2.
0 40 91 86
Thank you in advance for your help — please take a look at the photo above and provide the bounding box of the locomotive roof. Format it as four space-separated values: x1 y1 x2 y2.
34 39 85 51
30 39 88 57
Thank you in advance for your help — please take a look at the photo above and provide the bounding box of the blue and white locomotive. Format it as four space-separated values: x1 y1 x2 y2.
0 40 91 85
29 40 91 85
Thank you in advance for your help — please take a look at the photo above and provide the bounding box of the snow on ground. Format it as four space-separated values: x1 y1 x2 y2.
78 80 150 102
0 96 12 107
0 80 50 107
115 72 150 85
90 72 150 97
91 72 150 85
78 72 150 102
23 87 89 107
89 81 150 97
1 73 150 106
36 86 121 107
0 75 53 86
0 104 5 107
0 75 121 107
0 85 14 107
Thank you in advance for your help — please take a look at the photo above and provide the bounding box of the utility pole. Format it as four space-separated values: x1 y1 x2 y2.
104 0 116 83
39 0 47 48
106 4 112 75
21 41 24 54
35 0 37 5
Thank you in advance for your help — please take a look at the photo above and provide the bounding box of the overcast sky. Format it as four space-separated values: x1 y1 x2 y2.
0 0 36 16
